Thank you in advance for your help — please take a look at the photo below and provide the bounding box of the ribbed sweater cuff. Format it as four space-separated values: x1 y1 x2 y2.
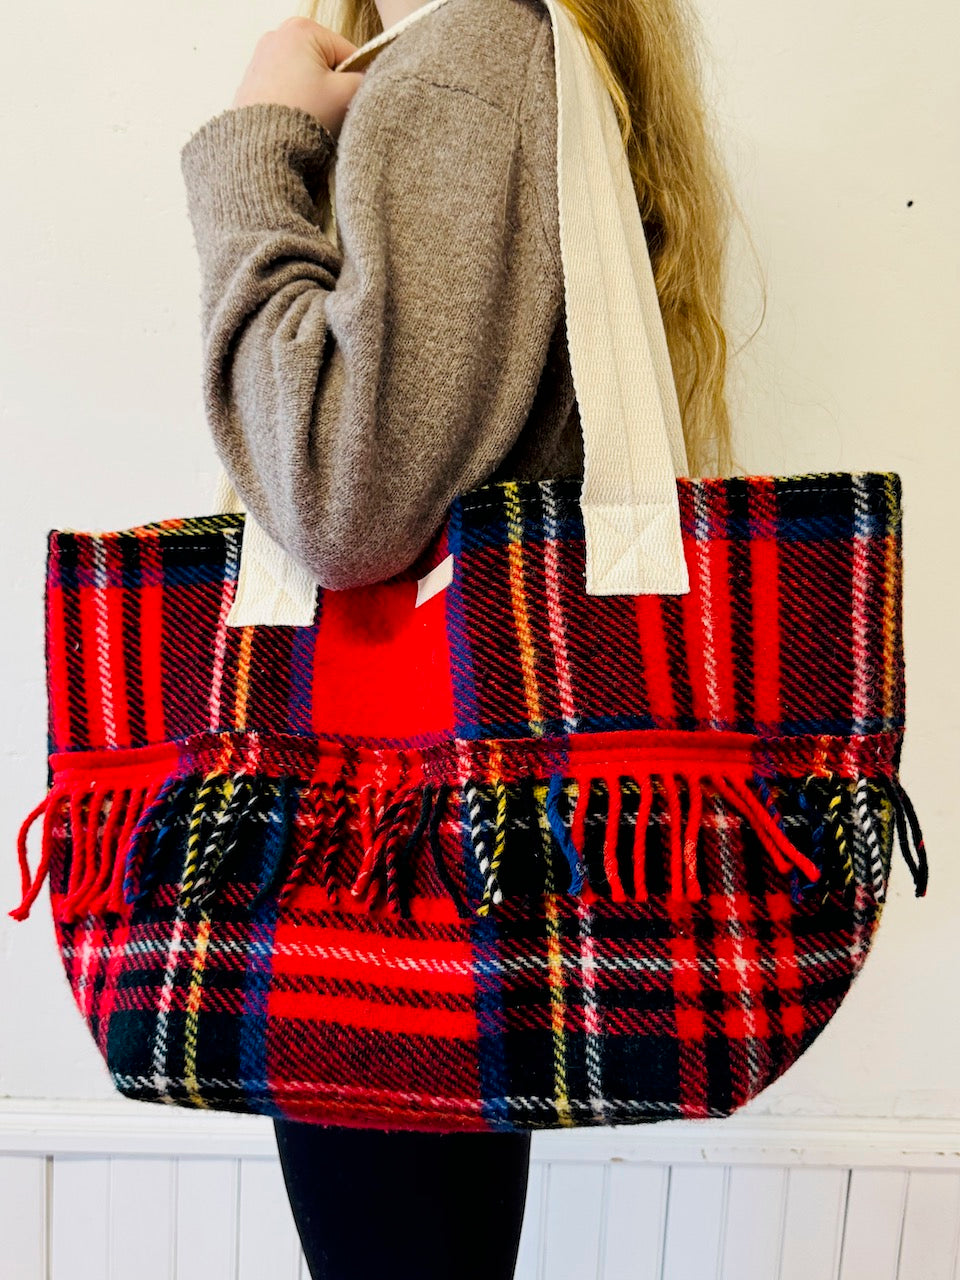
179 102 338 232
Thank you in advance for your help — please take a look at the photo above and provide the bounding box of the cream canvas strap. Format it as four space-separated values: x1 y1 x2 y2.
215 0 691 627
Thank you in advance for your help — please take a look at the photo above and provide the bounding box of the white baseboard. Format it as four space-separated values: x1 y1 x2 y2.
1 1098 960 1168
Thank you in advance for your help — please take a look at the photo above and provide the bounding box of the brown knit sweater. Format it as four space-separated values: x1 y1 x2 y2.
179 0 583 590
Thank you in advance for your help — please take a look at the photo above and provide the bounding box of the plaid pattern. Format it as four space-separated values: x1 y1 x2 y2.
12 472 929 1131
42 472 906 751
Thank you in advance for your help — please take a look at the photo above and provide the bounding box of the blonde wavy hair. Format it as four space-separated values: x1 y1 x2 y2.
302 0 762 476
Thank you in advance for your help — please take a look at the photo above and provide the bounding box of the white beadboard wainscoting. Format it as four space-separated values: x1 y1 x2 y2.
3 1104 960 1280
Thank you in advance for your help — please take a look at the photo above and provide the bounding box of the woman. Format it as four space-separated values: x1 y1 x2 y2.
179 0 741 1274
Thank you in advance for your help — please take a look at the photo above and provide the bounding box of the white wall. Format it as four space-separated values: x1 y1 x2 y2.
1 0 957 1160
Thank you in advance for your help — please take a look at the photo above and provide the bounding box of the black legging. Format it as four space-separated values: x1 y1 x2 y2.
273 1118 532 1280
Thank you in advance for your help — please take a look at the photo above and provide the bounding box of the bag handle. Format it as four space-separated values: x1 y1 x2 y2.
215 0 690 627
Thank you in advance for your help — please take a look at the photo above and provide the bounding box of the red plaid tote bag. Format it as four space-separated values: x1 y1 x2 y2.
11 0 929 1132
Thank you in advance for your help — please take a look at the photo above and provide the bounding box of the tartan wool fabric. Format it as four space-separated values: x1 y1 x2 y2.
11 471 929 1131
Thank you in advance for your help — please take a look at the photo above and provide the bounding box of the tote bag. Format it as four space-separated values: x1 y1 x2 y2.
10 0 929 1132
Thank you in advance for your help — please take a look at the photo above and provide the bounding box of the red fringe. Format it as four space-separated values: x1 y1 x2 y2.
11 752 841 924
682 773 704 901
277 781 327 909
105 785 149 915
602 771 627 902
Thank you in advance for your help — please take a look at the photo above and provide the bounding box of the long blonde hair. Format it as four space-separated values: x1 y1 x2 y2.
302 0 762 476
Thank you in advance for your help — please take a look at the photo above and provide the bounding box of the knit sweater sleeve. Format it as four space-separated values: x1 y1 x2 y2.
179 78 559 590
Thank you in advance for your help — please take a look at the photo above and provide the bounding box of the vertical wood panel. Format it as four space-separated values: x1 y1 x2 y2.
175 1158 239 1280
51 1156 111 1280
108 1156 176 1280
0 1154 47 1280
601 1162 669 1280
237 1157 303 1280
661 1166 728 1280
16 1143 960 1280
514 1159 546 1280
541 1161 606 1279
720 1166 788 1280
780 1167 847 1280
838 1169 908 1280
897 1171 960 1280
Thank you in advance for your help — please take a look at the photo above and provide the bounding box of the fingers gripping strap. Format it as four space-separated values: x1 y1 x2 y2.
213 0 689 626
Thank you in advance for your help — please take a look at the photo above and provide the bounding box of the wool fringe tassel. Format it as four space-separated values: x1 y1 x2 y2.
9 764 929 923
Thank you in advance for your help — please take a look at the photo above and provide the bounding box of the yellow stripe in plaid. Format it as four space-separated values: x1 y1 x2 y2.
505 482 545 736
184 915 212 1109
534 778 575 1126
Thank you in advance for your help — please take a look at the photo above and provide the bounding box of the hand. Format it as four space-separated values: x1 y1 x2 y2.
231 16 366 139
